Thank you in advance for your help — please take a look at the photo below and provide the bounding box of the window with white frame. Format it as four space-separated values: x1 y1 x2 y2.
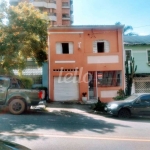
93 40 109 53
147 50 150 62
125 50 132 60
56 42 73 54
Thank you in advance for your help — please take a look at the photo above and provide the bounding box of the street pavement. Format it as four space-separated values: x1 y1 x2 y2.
0 102 150 150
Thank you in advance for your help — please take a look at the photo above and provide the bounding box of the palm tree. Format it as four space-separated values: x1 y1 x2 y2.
115 22 138 36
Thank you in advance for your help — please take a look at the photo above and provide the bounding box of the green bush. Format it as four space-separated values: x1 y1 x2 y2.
19 77 33 89
93 97 107 112
113 96 128 100
113 89 128 101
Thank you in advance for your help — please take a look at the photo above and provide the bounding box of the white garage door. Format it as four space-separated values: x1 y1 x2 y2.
54 76 79 101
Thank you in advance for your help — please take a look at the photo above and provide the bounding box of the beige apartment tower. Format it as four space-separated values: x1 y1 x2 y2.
9 0 73 26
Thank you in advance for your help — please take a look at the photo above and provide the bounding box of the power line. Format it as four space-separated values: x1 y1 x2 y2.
133 25 150 28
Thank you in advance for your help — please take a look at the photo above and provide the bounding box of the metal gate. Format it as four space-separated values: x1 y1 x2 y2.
134 77 150 93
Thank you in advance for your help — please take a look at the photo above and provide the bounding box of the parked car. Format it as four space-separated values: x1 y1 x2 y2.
105 93 150 118
0 76 46 115
0 139 30 150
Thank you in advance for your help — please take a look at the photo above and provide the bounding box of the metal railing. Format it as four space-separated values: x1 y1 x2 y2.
33 0 56 3
134 77 150 93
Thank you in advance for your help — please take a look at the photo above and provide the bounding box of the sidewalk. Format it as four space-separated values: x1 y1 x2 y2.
44 99 97 113
35 99 98 114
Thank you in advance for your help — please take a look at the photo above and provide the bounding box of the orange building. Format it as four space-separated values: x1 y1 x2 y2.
48 25 125 103
9 0 73 26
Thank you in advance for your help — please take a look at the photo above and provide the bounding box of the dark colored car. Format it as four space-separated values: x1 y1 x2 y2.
105 93 150 118
0 139 30 150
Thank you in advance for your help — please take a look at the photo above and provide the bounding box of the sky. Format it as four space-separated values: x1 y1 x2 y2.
73 0 150 35
2 0 150 35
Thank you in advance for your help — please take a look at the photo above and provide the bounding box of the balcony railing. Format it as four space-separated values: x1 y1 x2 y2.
32 0 56 3
62 2 70 8
48 13 57 21
31 1 56 9
48 12 56 16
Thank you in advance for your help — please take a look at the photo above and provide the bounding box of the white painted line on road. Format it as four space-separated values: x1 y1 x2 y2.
0 132 150 142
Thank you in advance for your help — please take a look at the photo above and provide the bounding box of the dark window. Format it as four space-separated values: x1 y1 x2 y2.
0 78 10 88
10 78 22 89
97 42 104 53
140 95 150 103
62 43 69 54
125 50 131 60
147 50 150 62
11 83 18 88
62 14 69 18
17 80 25 89
97 71 121 87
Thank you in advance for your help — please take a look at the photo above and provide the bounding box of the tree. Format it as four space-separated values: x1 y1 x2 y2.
115 22 138 36
125 56 137 96
0 1 48 75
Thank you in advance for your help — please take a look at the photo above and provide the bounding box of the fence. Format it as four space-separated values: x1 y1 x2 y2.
134 77 150 93
13 61 43 85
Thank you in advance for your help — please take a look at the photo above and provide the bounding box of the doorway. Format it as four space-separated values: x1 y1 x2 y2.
88 72 97 99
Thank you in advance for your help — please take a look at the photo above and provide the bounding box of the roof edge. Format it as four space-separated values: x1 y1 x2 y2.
48 25 124 30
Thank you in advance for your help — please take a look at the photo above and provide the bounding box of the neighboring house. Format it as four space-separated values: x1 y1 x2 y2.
48 25 124 102
124 36 150 93
13 59 43 87
9 0 73 26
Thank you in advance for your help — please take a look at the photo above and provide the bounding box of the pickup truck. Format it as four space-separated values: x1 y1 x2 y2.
0 76 46 115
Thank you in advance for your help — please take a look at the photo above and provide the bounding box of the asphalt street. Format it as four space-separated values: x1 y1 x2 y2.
0 102 150 150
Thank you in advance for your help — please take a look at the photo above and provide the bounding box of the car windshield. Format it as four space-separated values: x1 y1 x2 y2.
124 94 139 102
0 78 10 88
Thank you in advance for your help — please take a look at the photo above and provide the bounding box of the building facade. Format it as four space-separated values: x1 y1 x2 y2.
9 0 73 26
48 25 124 102
124 36 150 94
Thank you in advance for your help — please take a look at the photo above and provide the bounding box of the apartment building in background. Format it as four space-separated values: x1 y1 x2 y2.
9 0 73 26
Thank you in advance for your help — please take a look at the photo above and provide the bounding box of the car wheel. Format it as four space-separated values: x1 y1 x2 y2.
9 99 25 115
118 108 131 119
